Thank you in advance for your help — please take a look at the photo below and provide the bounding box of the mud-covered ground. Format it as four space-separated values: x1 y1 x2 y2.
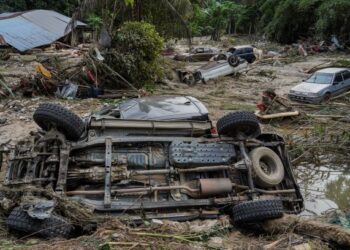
0 40 349 249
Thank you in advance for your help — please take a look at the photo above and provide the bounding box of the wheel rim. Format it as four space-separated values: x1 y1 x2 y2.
259 156 277 176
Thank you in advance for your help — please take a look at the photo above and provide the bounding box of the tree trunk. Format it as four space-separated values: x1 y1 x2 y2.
228 20 231 35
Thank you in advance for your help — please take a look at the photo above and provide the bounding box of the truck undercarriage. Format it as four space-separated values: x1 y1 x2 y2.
3 100 303 238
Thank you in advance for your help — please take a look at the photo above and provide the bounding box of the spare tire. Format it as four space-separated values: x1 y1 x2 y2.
33 103 85 141
249 147 285 188
7 207 73 238
216 112 261 139
228 55 240 67
233 199 283 224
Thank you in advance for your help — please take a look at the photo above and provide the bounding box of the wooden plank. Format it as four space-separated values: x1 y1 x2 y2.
255 111 300 119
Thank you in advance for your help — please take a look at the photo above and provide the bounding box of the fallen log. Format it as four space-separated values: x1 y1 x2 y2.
263 214 350 247
255 111 300 119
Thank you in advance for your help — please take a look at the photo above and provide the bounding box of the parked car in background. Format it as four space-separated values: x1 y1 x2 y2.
174 47 219 62
213 46 256 64
288 68 350 103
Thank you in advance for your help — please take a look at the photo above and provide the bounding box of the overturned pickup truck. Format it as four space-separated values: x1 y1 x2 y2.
179 55 248 85
4 96 303 238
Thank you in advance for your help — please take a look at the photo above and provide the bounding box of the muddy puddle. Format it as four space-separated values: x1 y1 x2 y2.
297 163 350 216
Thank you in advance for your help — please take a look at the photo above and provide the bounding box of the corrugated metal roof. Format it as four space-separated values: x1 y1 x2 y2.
0 10 86 51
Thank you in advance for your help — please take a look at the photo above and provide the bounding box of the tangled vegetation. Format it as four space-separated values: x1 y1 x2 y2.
2 0 349 44
101 21 164 89
0 0 78 16
190 0 350 43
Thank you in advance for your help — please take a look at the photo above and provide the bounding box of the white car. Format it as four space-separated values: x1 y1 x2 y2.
288 68 350 103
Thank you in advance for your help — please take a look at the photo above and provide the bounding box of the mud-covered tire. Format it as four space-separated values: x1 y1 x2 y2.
184 75 196 85
7 207 73 238
228 55 240 67
193 71 202 82
249 147 285 187
33 103 84 141
233 200 284 224
217 112 261 139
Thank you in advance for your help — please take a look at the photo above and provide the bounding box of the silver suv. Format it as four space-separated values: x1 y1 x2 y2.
288 68 350 103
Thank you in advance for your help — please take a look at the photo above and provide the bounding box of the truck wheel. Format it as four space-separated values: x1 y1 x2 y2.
33 103 85 141
249 147 285 188
233 200 283 224
216 112 261 139
228 55 240 67
185 74 196 85
7 207 73 238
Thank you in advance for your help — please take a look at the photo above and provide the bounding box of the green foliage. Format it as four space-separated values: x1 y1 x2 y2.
264 0 302 43
2 0 350 45
315 0 350 39
189 0 350 43
106 21 164 88
140 0 193 40
0 0 79 16
260 0 350 43
190 0 245 40
124 0 135 7
87 14 103 31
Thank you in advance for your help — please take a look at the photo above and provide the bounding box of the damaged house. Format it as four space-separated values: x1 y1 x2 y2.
0 9 86 52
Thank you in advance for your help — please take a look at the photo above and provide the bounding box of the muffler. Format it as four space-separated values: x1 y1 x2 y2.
199 178 232 196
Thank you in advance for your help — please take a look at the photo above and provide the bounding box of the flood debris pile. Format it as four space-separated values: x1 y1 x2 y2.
0 46 143 100
0 213 343 249
0 21 166 100
0 186 94 227
0 46 89 98
287 95 350 167
255 89 299 120
171 36 350 87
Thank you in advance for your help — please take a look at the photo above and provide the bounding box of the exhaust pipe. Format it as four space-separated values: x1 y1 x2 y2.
199 178 233 196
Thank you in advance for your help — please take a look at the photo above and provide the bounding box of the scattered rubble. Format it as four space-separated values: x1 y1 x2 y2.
255 89 300 120
0 35 350 249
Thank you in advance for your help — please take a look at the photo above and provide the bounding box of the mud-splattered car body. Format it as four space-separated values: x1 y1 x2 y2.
3 96 303 238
